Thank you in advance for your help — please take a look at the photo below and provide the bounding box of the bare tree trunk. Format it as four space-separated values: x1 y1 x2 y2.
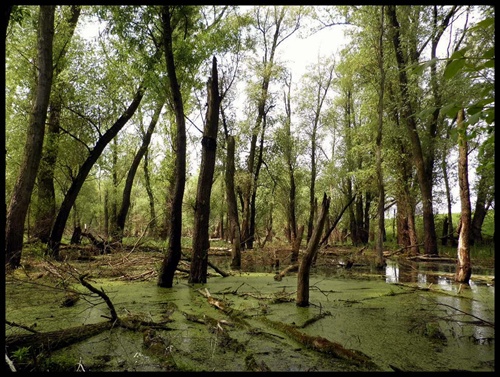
115 100 163 242
157 6 187 288
189 56 220 284
297 193 330 307
5 6 55 269
455 108 472 284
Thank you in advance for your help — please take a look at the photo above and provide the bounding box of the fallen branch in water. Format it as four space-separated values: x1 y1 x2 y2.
274 263 299 281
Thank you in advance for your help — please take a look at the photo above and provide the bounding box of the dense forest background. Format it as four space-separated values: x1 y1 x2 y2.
4 6 494 280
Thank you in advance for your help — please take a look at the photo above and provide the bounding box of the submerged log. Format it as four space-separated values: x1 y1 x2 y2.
259 316 378 369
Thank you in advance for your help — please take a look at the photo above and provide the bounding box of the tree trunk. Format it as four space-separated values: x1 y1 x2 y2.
470 146 494 245
296 193 330 307
387 5 438 256
189 56 220 284
291 224 304 263
48 82 147 258
375 6 386 268
5 6 55 269
143 149 157 237
115 100 163 242
225 135 242 269
157 6 187 288
455 108 472 284
33 5 81 244
441 129 455 246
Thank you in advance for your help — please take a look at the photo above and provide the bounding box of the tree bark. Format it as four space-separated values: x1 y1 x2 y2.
48 82 147 258
189 56 221 284
157 6 187 288
296 193 330 307
455 108 472 284
5 5 55 269
115 99 164 242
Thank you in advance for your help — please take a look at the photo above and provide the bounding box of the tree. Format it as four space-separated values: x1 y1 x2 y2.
455 108 472 284
241 5 304 249
296 193 330 307
189 56 221 284
48 82 147 258
470 141 494 245
157 6 188 288
374 6 386 268
33 5 81 243
5 5 55 269
386 5 439 256
221 98 243 269
298 57 334 243
114 99 164 242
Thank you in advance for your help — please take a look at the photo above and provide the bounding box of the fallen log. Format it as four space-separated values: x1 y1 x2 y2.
274 263 299 281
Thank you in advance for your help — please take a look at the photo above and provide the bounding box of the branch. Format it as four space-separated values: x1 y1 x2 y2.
320 195 356 246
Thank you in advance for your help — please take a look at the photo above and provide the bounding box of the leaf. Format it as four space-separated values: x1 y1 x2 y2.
465 111 481 125
440 103 460 119
467 17 494 33
444 58 465 80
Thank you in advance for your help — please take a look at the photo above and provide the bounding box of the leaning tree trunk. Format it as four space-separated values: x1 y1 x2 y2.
5 6 55 269
48 82 146 258
455 108 472 284
157 6 187 288
115 99 164 243
297 193 330 307
189 56 220 284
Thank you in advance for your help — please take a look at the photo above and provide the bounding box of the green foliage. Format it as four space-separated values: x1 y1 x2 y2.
11 346 31 364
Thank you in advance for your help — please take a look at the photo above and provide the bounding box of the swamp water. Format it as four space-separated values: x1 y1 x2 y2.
5 256 495 372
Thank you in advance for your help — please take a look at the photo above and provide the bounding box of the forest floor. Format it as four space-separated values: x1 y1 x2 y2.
5 242 495 372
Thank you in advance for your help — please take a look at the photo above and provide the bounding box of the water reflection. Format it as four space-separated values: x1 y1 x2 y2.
385 259 495 291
